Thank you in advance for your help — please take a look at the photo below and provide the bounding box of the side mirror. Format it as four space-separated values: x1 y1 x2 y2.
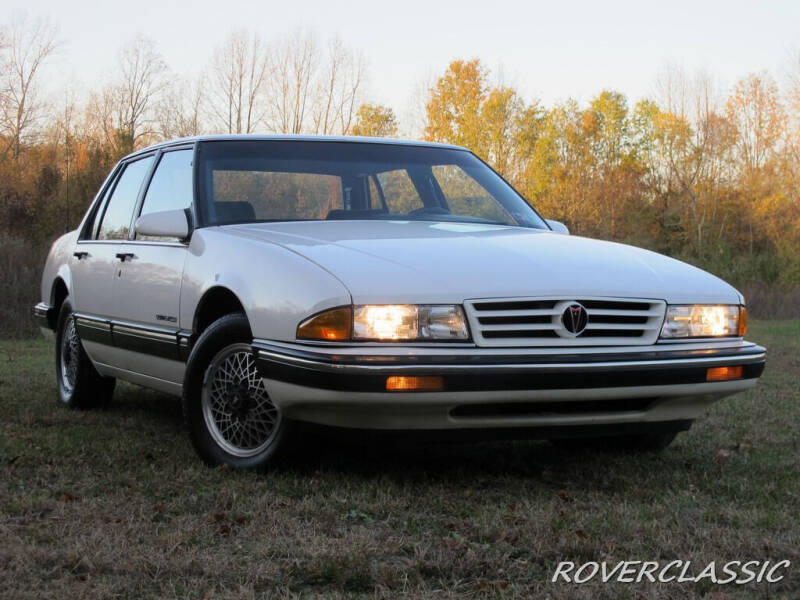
546 219 569 235
135 209 189 240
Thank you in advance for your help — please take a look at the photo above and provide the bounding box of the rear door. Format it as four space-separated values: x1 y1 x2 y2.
71 154 155 364
110 147 194 379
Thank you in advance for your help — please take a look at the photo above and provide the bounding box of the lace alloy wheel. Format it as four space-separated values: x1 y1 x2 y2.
200 343 281 457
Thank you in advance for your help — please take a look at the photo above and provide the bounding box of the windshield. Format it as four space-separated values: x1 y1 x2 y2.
196 140 548 229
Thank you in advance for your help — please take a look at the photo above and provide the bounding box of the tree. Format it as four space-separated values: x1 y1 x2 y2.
725 73 785 174
351 103 397 137
208 30 269 134
267 29 317 134
156 75 205 139
266 30 366 135
312 37 366 135
480 86 524 178
89 36 167 156
423 59 487 151
0 15 58 159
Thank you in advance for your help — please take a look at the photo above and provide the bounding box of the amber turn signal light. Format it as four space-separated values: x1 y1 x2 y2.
386 376 444 391
296 307 352 341
706 366 744 382
738 306 748 336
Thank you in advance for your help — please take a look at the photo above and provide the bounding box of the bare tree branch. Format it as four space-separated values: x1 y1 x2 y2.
0 14 58 159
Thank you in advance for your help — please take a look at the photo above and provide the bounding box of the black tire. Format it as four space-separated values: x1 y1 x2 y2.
551 431 679 454
182 313 289 469
55 297 116 409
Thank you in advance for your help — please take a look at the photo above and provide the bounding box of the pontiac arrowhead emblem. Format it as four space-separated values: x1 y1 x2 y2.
561 303 588 335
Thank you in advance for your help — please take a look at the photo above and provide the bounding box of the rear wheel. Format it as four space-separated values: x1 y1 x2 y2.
183 313 289 469
55 297 115 408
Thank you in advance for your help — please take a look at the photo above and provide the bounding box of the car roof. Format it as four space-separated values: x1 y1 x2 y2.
121 134 470 161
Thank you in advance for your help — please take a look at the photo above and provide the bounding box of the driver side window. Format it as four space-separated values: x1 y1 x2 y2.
137 149 193 241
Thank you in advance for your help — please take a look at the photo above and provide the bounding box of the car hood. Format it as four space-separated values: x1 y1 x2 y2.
219 221 741 305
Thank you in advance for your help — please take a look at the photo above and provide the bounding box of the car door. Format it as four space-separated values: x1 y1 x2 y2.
109 147 194 383
71 154 155 366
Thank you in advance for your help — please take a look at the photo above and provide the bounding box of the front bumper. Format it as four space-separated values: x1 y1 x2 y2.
34 302 55 330
252 340 766 431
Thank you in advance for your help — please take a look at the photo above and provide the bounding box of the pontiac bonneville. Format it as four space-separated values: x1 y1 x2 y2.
35 136 766 468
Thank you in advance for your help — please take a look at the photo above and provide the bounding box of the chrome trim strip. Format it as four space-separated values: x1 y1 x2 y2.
256 348 766 376
113 324 177 343
74 314 113 345
72 313 190 361
74 315 111 330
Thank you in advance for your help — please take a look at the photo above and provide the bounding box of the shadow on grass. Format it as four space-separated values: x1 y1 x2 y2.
100 383 710 493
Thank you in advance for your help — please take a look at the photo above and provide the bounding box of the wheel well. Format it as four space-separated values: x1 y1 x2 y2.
194 287 248 335
51 278 69 325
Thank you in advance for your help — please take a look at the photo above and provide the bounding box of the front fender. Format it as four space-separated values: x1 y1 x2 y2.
180 229 352 341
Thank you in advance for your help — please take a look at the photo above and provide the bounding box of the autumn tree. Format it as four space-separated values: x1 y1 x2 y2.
481 86 524 178
351 103 398 137
725 73 785 175
423 59 487 152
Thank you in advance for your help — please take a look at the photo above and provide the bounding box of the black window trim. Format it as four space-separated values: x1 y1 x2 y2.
128 143 196 245
90 151 158 242
78 163 124 241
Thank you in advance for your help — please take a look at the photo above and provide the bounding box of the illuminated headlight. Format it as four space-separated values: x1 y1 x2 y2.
296 304 469 342
353 305 469 341
660 305 745 338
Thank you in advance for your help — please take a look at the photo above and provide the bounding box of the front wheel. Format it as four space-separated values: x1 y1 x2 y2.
183 313 289 469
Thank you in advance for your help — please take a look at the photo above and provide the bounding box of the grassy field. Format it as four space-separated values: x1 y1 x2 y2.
1 321 798 599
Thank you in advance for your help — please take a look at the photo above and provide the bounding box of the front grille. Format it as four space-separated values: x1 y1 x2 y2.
465 297 666 347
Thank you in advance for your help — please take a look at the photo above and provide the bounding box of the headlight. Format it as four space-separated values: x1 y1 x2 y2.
297 305 469 342
660 305 746 338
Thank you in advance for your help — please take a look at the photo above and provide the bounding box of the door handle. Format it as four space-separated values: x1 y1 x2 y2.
73 251 88 260
115 252 135 262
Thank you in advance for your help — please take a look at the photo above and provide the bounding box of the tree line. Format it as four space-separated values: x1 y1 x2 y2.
2 16 799 300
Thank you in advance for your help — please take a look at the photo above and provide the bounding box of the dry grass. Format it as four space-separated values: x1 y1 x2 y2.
1 321 798 598
0 236 50 339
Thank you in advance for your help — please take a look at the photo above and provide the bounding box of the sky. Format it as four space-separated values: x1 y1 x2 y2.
8 0 800 131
